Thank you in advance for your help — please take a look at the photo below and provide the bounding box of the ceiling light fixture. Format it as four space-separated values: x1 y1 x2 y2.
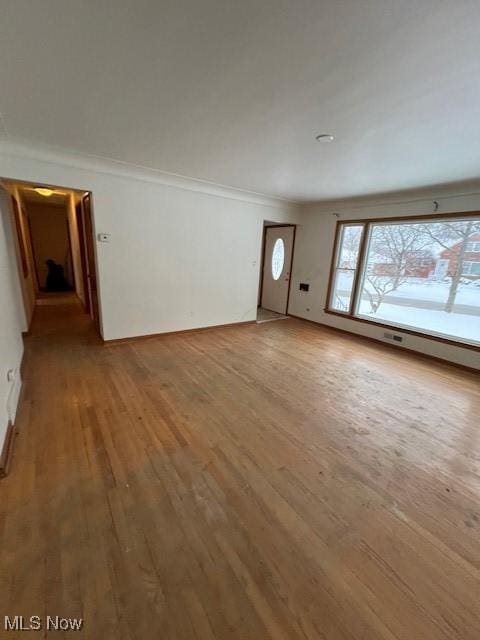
34 187 55 197
315 134 335 142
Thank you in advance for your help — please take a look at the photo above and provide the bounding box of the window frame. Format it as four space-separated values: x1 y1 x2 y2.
466 241 480 252
462 261 480 276
327 222 366 315
325 210 480 352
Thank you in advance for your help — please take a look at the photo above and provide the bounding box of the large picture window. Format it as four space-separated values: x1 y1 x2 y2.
326 214 480 348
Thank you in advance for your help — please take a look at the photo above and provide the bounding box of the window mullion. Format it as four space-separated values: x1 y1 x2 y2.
349 223 369 317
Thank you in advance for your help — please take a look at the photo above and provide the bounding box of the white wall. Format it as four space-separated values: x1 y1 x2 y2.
2 140 475 369
289 194 480 370
9 186 36 329
0 187 25 449
0 142 300 340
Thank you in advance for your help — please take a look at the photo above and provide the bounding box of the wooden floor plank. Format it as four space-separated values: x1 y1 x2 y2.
0 300 479 639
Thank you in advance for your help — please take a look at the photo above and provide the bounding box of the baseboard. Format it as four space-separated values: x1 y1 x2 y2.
0 421 16 478
103 319 256 345
288 314 479 375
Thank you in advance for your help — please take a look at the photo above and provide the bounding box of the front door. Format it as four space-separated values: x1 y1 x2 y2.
261 225 295 314
435 259 449 280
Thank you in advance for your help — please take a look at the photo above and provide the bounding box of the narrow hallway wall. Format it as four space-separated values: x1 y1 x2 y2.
0 187 25 451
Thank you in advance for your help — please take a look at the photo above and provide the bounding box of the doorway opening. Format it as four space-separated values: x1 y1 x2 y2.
1 179 101 337
257 222 296 323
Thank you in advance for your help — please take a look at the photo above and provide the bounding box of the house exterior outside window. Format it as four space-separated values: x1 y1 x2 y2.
462 261 480 276
439 232 480 279
465 241 480 252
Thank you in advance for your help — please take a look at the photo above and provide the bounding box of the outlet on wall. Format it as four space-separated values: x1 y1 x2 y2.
383 332 404 344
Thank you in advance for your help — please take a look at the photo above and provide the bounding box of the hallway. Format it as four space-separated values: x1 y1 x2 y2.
1 303 479 639
25 295 94 338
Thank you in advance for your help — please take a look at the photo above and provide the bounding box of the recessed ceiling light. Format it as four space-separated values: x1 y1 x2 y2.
34 187 55 197
315 134 335 142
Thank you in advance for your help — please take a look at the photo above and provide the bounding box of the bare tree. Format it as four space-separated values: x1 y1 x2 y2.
421 220 480 312
333 225 362 312
364 224 430 313
338 226 362 269
364 274 403 313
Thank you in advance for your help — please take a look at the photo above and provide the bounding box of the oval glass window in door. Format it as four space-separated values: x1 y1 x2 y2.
271 238 285 280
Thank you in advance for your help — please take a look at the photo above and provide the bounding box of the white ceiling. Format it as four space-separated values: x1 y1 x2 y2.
0 0 479 202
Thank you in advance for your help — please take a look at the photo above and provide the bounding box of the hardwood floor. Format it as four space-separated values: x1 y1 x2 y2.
1 301 479 639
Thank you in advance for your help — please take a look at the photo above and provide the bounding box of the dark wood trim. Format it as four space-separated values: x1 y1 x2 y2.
324 308 480 351
0 422 16 479
64 208 76 290
325 211 480 352
260 224 297 315
258 224 268 307
285 224 297 315
348 222 369 315
103 320 256 345
27 215 41 292
75 201 90 314
324 220 343 311
288 314 480 375
23 211 38 294
2 177 91 195
82 193 101 336
337 209 480 226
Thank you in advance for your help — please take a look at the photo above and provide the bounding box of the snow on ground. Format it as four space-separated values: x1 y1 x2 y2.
357 301 480 344
337 273 480 307
372 278 480 306
331 273 480 343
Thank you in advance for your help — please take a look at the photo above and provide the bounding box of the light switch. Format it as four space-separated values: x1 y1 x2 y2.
97 233 110 242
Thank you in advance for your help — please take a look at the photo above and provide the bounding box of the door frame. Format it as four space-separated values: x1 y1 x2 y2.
75 201 90 314
259 223 296 315
81 193 101 336
26 215 41 292
3 179 103 336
